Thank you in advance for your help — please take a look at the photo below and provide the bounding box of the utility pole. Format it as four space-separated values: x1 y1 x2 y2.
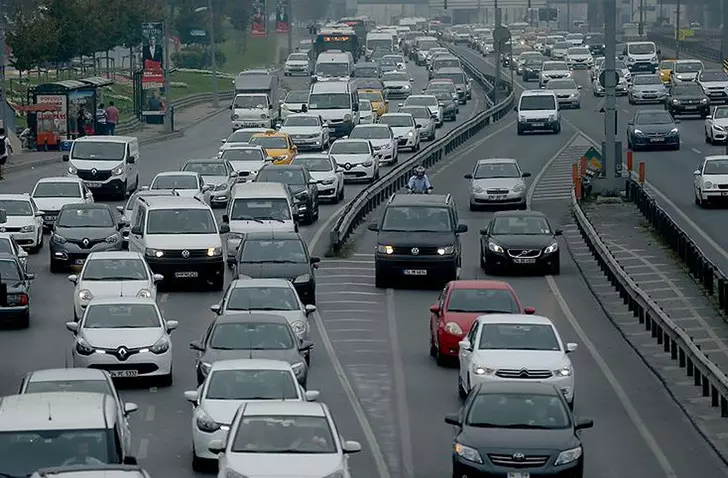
722 0 727 73
286 0 293 55
602 0 620 191
494 0 501 106
675 0 680 59
566 0 571 31
207 0 219 108
163 0 173 133
0 0 7 130
638 0 644 36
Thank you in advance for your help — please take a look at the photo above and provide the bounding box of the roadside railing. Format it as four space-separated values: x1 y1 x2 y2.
648 32 723 64
328 51 514 254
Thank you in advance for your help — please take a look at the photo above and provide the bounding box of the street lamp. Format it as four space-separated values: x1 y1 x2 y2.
195 2 219 108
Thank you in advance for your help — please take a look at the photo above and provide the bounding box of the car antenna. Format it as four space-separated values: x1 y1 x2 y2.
47 401 52 421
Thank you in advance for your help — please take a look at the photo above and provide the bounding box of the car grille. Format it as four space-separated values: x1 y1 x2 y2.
0 226 21 232
162 249 210 258
557 94 571 99
94 346 142 361
507 249 542 258
488 454 550 467
682 99 700 104
67 237 108 249
486 188 509 194
495 368 553 379
392 246 441 255
526 118 549 123
77 169 112 181
718 184 728 190
89 364 159 374
387 85 403 90
397 138 408 145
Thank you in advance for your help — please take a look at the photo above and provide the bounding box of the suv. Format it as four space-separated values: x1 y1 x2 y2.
127 196 229 289
254 164 320 224
368 193 468 288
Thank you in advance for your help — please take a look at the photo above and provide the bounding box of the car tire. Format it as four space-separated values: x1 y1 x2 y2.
17 312 30 329
337 186 345 203
159 370 173 386
517 125 524 135
50 259 63 273
549 259 561 275
706 131 712 144
30 232 43 254
210 275 224 291
375 270 389 289
192 451 207 472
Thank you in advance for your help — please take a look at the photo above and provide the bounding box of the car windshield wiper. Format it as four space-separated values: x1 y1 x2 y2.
468 423 552 429
87 277 141 281
232 216 264 224
257 260 301 264
448 309 511 313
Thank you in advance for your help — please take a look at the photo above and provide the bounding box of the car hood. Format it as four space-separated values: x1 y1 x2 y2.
567 54 591 60
286 184 307 196
490 234 554 249
229 160 266 173
281 127 320 135
308 109 350 121
389 126 415 137
459 427 577 452
550 88 579 96
701 80 728 89
632 84 666 92
151 188 198 197
542 70 570 76
144 234 220 249
442 311 489 336
702 173 728 182
282 102 306 110
674 72 699 79
471 349 569 369
33 197 85 211
226 454 343 478
55 226 116 240
377 231 455 246
473 178 522 190
309 171 337 181
384 81 410 88
201 348 302 365
237 262 309 280
710 118 728 127
634 123 676 134
201 398 302 425
0 216 33 228
330 153 372 165
201 175 229 186
674 94 706 100
81 328 163 348
79 280 150 299
229 221 294 234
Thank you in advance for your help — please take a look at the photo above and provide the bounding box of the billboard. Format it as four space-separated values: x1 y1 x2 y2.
251 0 266 36
276 0 289 33
141 22 166 116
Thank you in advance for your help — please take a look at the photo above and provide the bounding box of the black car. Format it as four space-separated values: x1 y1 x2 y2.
521 59 543 82
627 109 680 151
369 193 467 288
190 313 313 386
479 211 561 275
49 203 125 272
666 82 710 118
231 231 319 304
254 164 320 224
445 381 593 478
584 33 605 56
0 253 35 328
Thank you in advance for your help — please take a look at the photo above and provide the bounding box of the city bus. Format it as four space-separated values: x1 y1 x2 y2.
314 28 360 61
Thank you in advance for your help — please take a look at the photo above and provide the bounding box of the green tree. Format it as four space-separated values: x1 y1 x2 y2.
42 0 86 63
5 11 56 71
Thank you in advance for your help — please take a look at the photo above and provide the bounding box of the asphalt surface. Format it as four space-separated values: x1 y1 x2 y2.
0 60 487 477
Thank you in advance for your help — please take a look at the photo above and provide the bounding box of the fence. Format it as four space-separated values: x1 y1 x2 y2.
648 32 723 64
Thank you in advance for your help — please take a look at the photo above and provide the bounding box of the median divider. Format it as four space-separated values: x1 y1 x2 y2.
645 32 723 65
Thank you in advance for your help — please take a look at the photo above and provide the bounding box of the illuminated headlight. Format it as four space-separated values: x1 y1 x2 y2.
553 366 572 377
555 446 582 466
137 289 153 299
145 248 164 258
454 443 483 464
377 245 394 254
78 289 93 301
513 183 525 193
488 241 504 253
111 165 124 176
472 364 495 375
291 320 307 336
704 181 714 189
407 131 414 137
702 98 709 103
669 128 679 134
403 84 411 89
149 337 170 354
207 247 222 257
291 362 306 375
444 321 463 335
19 225 35 233
52 234 67 244
544 242 558 253
105 234 118 244
437 246 455 255
294 273 311 283
676 75 684 80
633 129 643 135
672 99 680 104
362 160 373 167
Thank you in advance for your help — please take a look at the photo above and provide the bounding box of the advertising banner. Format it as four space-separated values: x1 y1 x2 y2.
141 22 166 116
36 94 67 137
251 0 267 37
276 0 289 33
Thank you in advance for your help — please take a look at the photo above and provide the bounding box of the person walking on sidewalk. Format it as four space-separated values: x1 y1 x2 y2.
105 102 119 135
0 128 13 180
95 103 107 135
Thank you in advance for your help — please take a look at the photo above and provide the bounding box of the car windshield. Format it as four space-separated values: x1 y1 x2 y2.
0 429 117 475
353 79 383 90
230 198 291 221
553 42 568 49
566 33 582 40
226 286 300 311
71 142 125 160
294 157 332 172
419 40 439 50
447 289 518 313
701 70 728 82
24 379 111 394
315 63 349 77
0 199 32 216
491 216 551 235
474 162 520 179
406 97 436 107
636 111 673 125
206 370 299 400
384 72 408 81
81 258 148 281
427 82 455 91
234 95 268 109
547 79 577 89
257 168 306 185
57 207 114 228
284 116 320 127
704 159 728 175
675 61 702 73
184 162 229 176
434 59 460 68
289 53 308 61
231 415 336 453
359 100 373 112
660 60 674 70
542 62 567 71
285 91 309 103
151 175 198 190
83 304 160 328
209 323 294 350
479 323 560 350
241 239 307 263
714 108 728 119
379 58 395 66
435 73 465 84
352 126 391 140
568 47 589 55
33 182 81 198
466 393 570 429
400 107 429 118
0 260 21 282
628 43 655 54
330 141 370 154
633 74 662 85
0 238 13 254
380 115 413 127
251 136 289 149
519 53 542 61
431 91 453 101
222 148 265 161
381 206 452 232
356 66 378 76
519 96 556 110
674 84 704 96
146 209 216 234
586 34 604 44
358 91 384 102
227 130 261 143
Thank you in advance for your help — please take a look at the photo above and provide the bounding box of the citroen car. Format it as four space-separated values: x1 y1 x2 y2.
627 109 680 150
704 105 728 144
465 158 531 210
628 73 667 104
181 160 235 207
279 113 330 152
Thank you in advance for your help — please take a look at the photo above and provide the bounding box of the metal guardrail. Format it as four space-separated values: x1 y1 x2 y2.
648 33 723 64
328 52 514 254
571 187 728 418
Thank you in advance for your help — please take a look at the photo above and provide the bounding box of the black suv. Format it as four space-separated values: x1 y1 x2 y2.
254 164 320 224
666 82 710 118
368 193 467 288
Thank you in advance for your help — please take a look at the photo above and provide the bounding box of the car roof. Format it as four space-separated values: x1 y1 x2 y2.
389 193 449 206
130 190 178 197
211 359 295 372
476 158 518 165
285 113 320 119
450 280 514 291
155 171 199 177
72 136 136 143
355 123 388 128
231 182 288 196
33 464 147 477
260 164 304 171
224 144 265 150
492 210 548 218
705 155 728 162
0 392 114 430
26 368 111 382
0 194 31 202
474 381 562 396
59 203 112 211
381 112 411 117
86 251 145 261
137 196 209 209
36 177 82 184
217 313 291 324
293 153 330 160
86 297 159 307
242 401 327 417
435 67 464 73
407 95 437 100
228 278 293 289
475 313 553 325
241 231 303 240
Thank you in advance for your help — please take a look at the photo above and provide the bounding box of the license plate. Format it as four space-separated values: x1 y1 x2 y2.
175 271 199 278
109 370 139 378
488 195 507 200
85 182 103 188
74 259 85 265
44 215 56 221
650 137 665 142
513 258 536 264
644 95 656 98
507 473 529 478
403 269 427 276
684 106 697 110
531 122 544 127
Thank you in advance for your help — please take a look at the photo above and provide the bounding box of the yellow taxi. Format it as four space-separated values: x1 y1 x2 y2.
659 59 677 83
357 89 388 117
249 131 297 164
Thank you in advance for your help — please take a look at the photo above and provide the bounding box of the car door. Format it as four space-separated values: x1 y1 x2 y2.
695 159 706 194
459 321 480 386
11 236 28 271
128 205 147 253
332 157 344 185
431 284 449 341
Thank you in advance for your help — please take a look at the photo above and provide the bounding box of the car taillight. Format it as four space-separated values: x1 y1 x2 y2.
8 293 28 306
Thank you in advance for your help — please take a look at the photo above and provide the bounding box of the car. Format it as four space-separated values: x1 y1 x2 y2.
694 155 728 207
545 78 582 108
31 465 152 478
0 252 34 328
250 131 297 164
219 145 268 181
116 189 179 244
615 58 632 82
66 297 178 385
49 203 125 273
424 78 459 105
292 153 345 203
379 112 421 152
280 90 310 119
0 233 29 271
329 139 379 182
627 109 680 151
427 90 459 122
565 32 584 46
31 177 92 230
349 123 398 164
521 58 543 81
284 52 311 76
479 211 561 275
565 46 593 69
398 105 437 141
358 99 376 124
147 171 211 202
181 159 236 207
670 59 703 83
584 32 605 55
539 61 570 87
254 164 320 224
383 53 406 70
357 88 388 118
381 71 413 99
353 62 379 78
279 113 330 152
515 52 543 76
445 382 593 477
705 105 728 144
378 56 397 74
190 313 313 386
351 77 385 92
550 41 569 60
0 194 44 252
429 280 535 365
209 402 361 478
185 359 320 470
219 128 271 155
404 94 444 125
429 55 462 79
591 56 604 80
659 58 677 83
593 69 628 96
666 82 710 118
698 69 728 103
516 90 561 135
628 73 668 104
464 158 531 210
68 251 163 321
432 67 471 102
369 193 467 288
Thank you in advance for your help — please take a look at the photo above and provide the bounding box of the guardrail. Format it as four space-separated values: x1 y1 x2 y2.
648 32 723 64
571 187 728 418
328 50 514 254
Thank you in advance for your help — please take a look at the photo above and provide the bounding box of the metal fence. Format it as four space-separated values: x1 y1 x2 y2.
648 32 723 63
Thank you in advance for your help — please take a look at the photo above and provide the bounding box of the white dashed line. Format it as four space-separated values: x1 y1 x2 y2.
691 148 702 154
137 438 150 460
145 406 155 422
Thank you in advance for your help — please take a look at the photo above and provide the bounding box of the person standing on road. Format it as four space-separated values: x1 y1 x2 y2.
95 103 107 135
0 127 13 180
105 102 119 136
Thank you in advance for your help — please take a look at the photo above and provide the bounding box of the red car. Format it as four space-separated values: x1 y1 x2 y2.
429 280 535 365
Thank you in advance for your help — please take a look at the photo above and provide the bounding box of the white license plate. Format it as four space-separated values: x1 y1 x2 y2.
488 195 507 200
44 215 56 221
403 269 427 276
507 473 529 478
175 271 199 278
85 182 104 188
531 122 544 127
684 106 697 110
513 258 536 264
74 259 85 265
109 370 139 378
650 137 665 142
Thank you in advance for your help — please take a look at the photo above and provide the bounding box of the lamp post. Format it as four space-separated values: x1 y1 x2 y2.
195 1 219 108
0 0 7 130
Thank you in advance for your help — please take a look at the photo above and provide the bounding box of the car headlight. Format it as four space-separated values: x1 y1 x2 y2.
19 225 35 233
111 165 124 176
669 127 679 134
702 98 709 103
228 232 244 240
362 160 373 167
105 234 118 244
472 364 495 375
544 242 558 254
437 246 455 255
321 178 335 185
137 289 153 299
378 245 394 254
291 361 306 375
403 84 410 89
714 125 725 132
473 185 484 193
513 183 525 193
488 241 504 253
75 338 95 356
704 181 714 189
555 446 582 466
146 248 164 258
52 234 67 244
672 99 680 104
68 165 78 175
207 247 222 257
518 115 526 122
214 183 228 191
291 320 307 336
548 114 557 121
261 113 268 119
196 410 221 433
553 366 572 377
78 289 93 301
407 131 414 137
294 273 311 283
444 321 463 335
199 361 212 374
149 337 170 354
344 114 353 121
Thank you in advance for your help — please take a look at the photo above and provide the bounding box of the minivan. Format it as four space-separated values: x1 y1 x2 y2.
515 90 561 135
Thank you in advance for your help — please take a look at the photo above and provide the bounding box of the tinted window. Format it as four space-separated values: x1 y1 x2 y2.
714 108 728 119
221 149 265 161
231 416 336 453
0 259 21 281
33 182 81 198
57 207 114 228
0 199 32 216
71 142 125 160
240 239 307 262
381 206 452 232
146 209 216 234
151 175 198 190
435 72 465 84
330 141 371 154
209 323 294 350
293 157 332 171
250 136 289 149
257 168 306 185
0 238 13 254
567 47 589 55
628 43 655 54
400 107 430 118
82 258 148 281
350 127 390 139
467 393 569 429
635 112 673 125
553 42 568 49
519 95 556 110
447 289 518 313
284 116 320 127
230 198 291 221
546 79 577 89
234 95 269 109
183 162 230 176
24 379 111 395
227 130 259 143
478 323 560 350
675 61 702 73
701 71 728 82
83 304 160 328
355 66 379 76
542 62 567 71
226 286 300 311
359 100 373 111
315 63 349 77
491 216 551 235
474 163 520 179
405 97 436 106
383 72 408 81
633 74 661 85
358 92 383 103
660 60 674 70
380 115 413 127
285 91 309 103
206 370 299 400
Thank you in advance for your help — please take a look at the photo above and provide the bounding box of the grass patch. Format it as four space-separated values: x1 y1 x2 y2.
218 35 278 74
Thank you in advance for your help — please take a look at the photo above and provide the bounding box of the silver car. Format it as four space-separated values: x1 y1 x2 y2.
464 158 531 210
382 71 414 99
629 73 667 104
539 61 571 87
398 105 436 141
349 124 398 164
546 78 582 108
671 59 703 83
219 145 269 182
182 159 236 207
280 90 310 119
403 94 443 126
219 128 270 157
698 69 728 103
279 113 330 151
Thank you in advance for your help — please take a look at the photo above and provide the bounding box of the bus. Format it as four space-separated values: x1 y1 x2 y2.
339 17 369 41
314 29 360 61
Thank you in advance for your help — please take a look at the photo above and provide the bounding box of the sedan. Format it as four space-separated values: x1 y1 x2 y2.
627 109 680 151
382 71 413 99
383 53 406 70
0 194 44 252
31 177 92 230
671 59 703 83
147 171 211 202
705 105 728 144
427 90 459 121
66 297 178 385
329 139 379 182
68 251 163 321
219 128 271 155
698 69 728 103
398 105 436 141
629 73 667 104
666 82 710 118
284 52 311 76
445 381 593 477
593 69 628 96
350 123 398 164
694 155 728 207
181 159 236 207
566 46 593 69
292 153 345 203
403 95 443 125
254 164 319 224
545 78 582 108
280 90 309 119
0 233 29 271
0 253 34 328
521 59 543 81
465 158 531 210
219 145 268 181
279 113 329 151
539 61 570 87
379 112 421 152
480 211 562 275
359 99 376 124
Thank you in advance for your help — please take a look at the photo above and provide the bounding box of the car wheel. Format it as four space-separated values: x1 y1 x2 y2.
49 258 63 273
549 258 561 275
192 451 207 472
17 312 30 329
375 270 388 288
429 332 437 357
706 130 712 144
210 275 224 291
337 186 345 202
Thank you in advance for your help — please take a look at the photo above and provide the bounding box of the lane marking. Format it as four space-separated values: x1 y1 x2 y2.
145 406 156 422
526 132 580 208
692 148 702 154
137 438 150 460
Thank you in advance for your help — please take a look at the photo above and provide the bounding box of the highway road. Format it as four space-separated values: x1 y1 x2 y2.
0 59 487 478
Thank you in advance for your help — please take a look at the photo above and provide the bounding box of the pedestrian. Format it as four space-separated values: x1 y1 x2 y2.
77 107 87 138
105 101 119 136
95 103 107 135
0 127 12 180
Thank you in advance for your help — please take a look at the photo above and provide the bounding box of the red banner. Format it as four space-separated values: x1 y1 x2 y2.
251 0 266 37
275 0 288 33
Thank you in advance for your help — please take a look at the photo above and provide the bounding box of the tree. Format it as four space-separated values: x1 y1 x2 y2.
5 12 56 71
42 0 87 63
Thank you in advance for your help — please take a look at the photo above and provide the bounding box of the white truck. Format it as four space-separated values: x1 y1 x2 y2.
231 73 281 130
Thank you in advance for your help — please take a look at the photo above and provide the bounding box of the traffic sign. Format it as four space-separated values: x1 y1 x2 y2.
584 146 603 173
599 70 619 88
493 26 511 45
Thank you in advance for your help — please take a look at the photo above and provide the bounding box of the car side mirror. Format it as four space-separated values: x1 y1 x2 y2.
459 339 472 351
116 206 124 214
184 390 199 404
219 223 230 234
18 249 28 259
566 342 578 353
415 124 421 128
305 304 317 315
554 229 563 236
122 457 138 465
62 154 69 162
577 85 582 89
130 226 143 236
367 222 379 232
304 390 320 401
479 227 488 235
210 304 222 314
153 273 164 283
522 172 531 178
123 402 139 415
299 340 314 351
693 169 701 175
656 49 661 55
67 274 78 284
140 186 150 191
524 306 536 314
456 224 468 234
575 418 594 430
444 413 462 426
513 106 518 111
429 304 440 315
221 138 227 143
166 320 179 332
25 273 35 281
189 340 204 351
65 322 79 333
127 156 136 164
343 440 362 454
208 439 225 454
117 220 128 230
35 210 45 217
310 256 321 264
706 115 713 120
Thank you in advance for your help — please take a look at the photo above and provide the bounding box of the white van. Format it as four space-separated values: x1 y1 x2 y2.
314 51 353 80
366 32 395 59
222 182 298 263
63 136 139 200
623 41 659 73
308 81 360 139
516 90 561 135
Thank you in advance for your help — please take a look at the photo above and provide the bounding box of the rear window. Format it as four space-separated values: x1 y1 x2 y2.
519 95 556 111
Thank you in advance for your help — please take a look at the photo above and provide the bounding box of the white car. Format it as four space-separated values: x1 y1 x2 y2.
66 297 178 385
219 145 269 182
0 194 44 253
698 69 728 102
186 359 320 469
694 155 728 207
671 59 703 83
329 139 379 182
31 177 92 230
566 46 593 69
147 171 211 201
359 99 376 124
404 94 443 125
219 128 270 157
616 59 632 83
292 153 345 202
0 233 29 271
279 113 330 151
280 90 310 120
210 401 361 478
565 33 583 46
382 71 413 99
349 123 398 164
284 52 311 76
539 61 571 87
705 106 728 144
383 53 406 70
379 112 421 152
458 313 577 407
68 251 163 321
546 78 582 108
551 41 569 60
